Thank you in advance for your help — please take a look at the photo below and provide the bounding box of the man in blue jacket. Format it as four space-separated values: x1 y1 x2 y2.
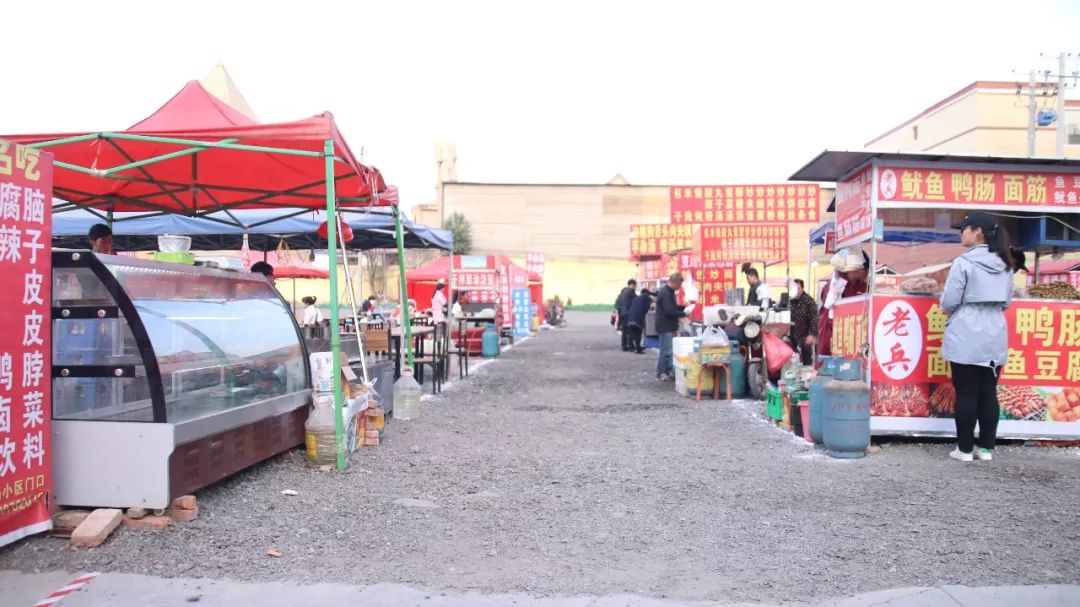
655 273 688 380
626 288 654 354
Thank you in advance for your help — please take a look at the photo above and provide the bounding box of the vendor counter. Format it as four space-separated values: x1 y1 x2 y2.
829 293 1080 439
51 251 311 508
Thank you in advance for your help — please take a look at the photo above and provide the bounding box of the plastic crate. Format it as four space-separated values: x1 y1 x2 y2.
766 386 783 421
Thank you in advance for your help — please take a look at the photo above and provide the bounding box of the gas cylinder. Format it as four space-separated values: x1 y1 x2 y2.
822 358 871 459
482 323 500 357
808 356 837 445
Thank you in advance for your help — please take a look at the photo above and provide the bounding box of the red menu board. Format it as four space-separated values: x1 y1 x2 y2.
525 253 545 275
629 224 693 258
867 296 1080 429
875 163 1080 210
0 140 53 547
670 184 819 225
698 224 788 263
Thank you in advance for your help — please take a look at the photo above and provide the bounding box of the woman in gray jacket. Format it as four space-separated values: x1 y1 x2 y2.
941 212 1016 463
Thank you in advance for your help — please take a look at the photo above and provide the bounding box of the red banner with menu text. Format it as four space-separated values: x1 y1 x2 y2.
629 224 693 258
0 140 53 547
698 224 788 263
670 184 819 224
868 295 1080 425
835 164 874 248
875 163 1080 210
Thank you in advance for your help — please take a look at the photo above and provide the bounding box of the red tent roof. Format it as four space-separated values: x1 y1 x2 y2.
2 81 393 213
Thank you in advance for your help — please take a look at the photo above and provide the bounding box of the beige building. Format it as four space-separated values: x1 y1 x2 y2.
865 80 1080 157
413 175 831 305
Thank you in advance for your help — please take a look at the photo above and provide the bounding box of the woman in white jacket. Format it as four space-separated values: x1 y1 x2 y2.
940 212 1015 463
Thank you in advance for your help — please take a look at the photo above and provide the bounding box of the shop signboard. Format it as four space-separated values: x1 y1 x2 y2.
459 255 487 270
499 271 512 329
697 224 788 263
525 252 545 275
677 253 736 306
512 288 531 338
835 164 874 249
638 255 676 283
830 296 870 360
868 295 1080 438
629 223 693 258
455 270 497 290
670 184 819 225
874 162 1080 211
0 140 53 547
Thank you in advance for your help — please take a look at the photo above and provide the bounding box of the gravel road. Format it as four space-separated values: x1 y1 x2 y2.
3 311 1079 603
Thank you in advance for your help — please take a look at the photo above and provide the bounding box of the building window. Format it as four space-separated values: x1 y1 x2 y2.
912 125 919 141
1069 111 1080 145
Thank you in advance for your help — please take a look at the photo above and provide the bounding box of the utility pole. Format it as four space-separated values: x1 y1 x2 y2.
1056 52 1067 157
1028 70 1038 157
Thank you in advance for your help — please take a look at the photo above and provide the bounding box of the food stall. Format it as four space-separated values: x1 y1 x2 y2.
51 251 309 508
791 151 1080 439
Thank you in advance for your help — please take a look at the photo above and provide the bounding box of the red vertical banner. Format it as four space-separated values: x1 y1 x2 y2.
0 140 53 547
835 164 874 249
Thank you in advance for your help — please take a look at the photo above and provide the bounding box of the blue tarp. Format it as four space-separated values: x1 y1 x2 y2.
52 208 453 252
808 221 960 246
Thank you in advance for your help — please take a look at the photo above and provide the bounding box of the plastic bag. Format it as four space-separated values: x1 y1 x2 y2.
701 325 729 347
682 274 699 302
763 331 795 375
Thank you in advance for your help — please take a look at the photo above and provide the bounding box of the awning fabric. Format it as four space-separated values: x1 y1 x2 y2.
808 221 960 246
52 208 452 252
3 81 393 213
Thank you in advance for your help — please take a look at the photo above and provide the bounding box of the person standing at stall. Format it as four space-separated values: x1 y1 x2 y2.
626 287 653 354
788 279 817 365
614 279 637 351
941 212 1015 463
251 261 276 286
431 279 448 326
301 296 325 327
88 223 114 255
655 273 689 380
742 267 771 310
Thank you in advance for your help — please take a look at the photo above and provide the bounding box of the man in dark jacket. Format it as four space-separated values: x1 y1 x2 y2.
655 273 687 380
614 279 637 351
626 288 653 354
787 279 818 365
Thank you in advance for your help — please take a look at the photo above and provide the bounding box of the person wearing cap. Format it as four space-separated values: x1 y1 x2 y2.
88 223 113 255
816 248 869 356
431 279 448 325
250 261 275 286
941 211 1015 463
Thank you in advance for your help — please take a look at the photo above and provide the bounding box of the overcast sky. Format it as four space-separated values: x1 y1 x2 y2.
4 1 1079 213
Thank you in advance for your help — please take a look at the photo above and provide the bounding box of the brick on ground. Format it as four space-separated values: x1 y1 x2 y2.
171 495 197 510
122 515 173 531
71 508 123 548
51 510 90 537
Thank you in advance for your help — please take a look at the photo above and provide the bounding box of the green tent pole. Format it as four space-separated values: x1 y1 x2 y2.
324 139 346 472
393 206 414 367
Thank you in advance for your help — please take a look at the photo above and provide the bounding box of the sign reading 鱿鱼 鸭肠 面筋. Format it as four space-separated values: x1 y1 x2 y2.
0 140 53 548
875 164 1080 210
669 184 820 225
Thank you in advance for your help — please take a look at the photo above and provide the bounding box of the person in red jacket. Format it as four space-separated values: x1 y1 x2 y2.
816 249 869 356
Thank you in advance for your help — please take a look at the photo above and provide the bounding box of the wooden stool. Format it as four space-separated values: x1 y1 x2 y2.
696 361 732 403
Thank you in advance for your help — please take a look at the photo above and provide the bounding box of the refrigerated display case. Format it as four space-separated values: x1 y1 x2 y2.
51 251 310 508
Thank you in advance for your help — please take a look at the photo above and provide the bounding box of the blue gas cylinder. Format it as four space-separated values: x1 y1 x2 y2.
808 356 837 445
822 358 870 459
482 323 500 357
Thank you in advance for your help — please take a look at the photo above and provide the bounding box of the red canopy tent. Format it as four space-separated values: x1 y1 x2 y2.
2 77 400 471
2 81 395 217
